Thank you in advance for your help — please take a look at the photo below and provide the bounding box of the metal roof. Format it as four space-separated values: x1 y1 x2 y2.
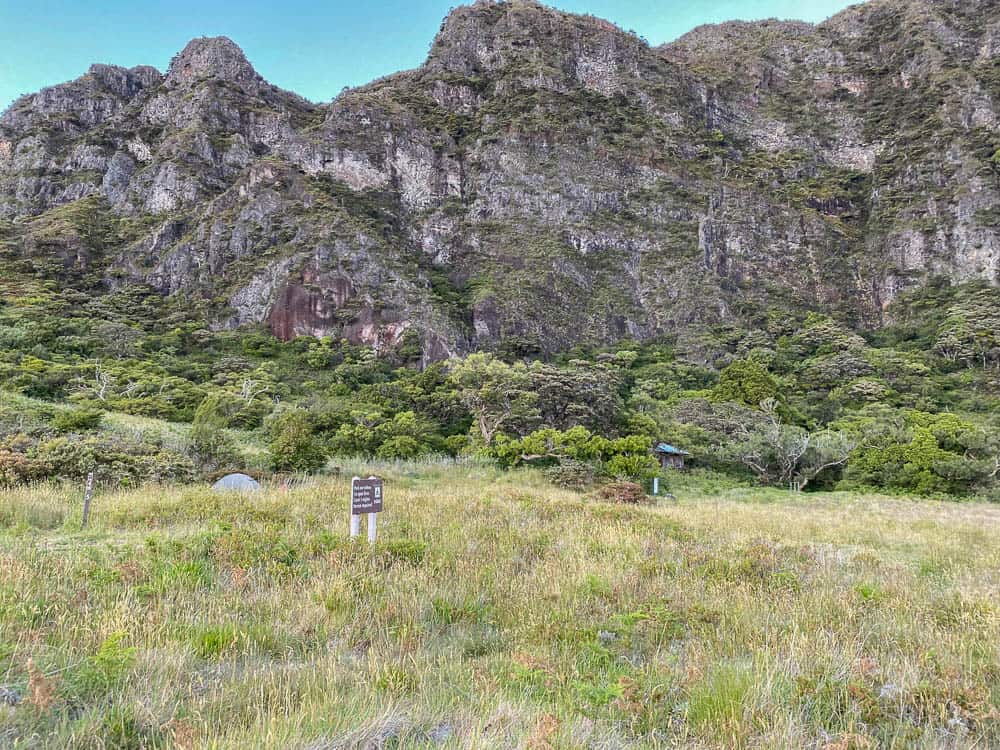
655 443 690 455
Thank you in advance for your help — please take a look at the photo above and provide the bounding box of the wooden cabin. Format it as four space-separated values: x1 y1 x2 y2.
654 443 690 470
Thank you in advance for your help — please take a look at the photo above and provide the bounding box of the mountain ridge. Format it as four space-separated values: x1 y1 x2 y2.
1 0 997 362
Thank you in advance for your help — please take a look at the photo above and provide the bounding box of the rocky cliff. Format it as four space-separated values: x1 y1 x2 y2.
1 0 998 361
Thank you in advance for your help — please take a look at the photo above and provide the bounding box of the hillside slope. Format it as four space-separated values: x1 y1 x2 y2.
1 0 998 360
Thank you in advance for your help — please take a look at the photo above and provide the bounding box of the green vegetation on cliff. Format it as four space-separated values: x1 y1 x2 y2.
2 274 999 500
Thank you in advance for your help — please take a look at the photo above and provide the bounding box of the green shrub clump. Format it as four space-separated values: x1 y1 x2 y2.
268 408 327 472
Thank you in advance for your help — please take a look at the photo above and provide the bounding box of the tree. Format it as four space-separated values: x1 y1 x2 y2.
526 361 623 434
934 290 1000 369
727 399 855 488
73 361 116 402
94 321 144 359
491 427 657 483
268 409 326 472
448 353 538 446
838 408 993 496
711 359 782 407
796 430 857 489
676 397 854 488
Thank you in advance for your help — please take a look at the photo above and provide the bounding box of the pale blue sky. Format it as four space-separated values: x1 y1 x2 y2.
0 0 859 110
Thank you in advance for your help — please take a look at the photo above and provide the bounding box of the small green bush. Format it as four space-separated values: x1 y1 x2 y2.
604 453 659 483
268 408 326 472
52 408 103 433
382 539 428 565
68 632 137 698
189 395 238 471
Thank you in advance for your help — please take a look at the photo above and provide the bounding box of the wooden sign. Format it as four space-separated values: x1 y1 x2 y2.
82 472 95 527
350 476 382 544
351 477 383 515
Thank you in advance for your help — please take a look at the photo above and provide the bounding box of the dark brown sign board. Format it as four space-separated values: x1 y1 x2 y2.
351 477 383 514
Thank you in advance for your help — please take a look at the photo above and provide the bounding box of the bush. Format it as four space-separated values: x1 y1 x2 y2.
52 407 103 433
443 434 470 456
189 395 238 470
376 435 422 460
329 409 438 459
0 450 50 487
31 436 195 487
72 631 137 697
268 409 327 472
712 359 781 407
382 539 428 565
543 458 596 488
603 453 659 483
596 482 649 504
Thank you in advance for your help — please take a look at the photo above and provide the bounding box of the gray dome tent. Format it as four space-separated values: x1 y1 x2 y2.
212 473 261 493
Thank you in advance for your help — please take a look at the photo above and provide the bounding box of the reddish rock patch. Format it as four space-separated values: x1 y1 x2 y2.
269 285 338 341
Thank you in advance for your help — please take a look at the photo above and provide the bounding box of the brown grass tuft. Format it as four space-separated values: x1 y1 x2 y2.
26 659 56 712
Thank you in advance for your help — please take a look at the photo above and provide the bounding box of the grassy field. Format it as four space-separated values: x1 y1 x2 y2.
1 463 998 749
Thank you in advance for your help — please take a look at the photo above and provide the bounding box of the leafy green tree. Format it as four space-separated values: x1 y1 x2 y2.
329 408 385 457
711 360 782 408
788 314 867 356
376 436 422 460
526 361 623 434
449 353 538 445
836 408 992 495
329 409 439 459
373 411 436 458
492 427 656 483
934 289 1000 368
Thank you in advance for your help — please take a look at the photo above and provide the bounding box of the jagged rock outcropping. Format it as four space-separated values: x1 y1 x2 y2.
1 0 997 359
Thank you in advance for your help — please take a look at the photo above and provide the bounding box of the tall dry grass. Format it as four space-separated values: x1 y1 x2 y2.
1 463 997 748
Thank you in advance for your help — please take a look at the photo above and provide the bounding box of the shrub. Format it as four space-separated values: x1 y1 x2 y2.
68 631 137 698
604 453 659 483
189 394 238 470
443 434 470 456
31 437 195 487
191 625 240 660
376 435 422 460
329 409 438 459
544 458 596 488
0 450 50 487
382 539 428 565
712 359 782 407
596 482 649 504
52 407 103 433
268 408 326 472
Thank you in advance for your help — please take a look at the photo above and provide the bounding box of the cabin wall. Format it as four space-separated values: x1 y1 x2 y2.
658 455 685 469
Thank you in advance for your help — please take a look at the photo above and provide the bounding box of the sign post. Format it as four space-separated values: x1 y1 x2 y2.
82 472 95 528
351 476 383 544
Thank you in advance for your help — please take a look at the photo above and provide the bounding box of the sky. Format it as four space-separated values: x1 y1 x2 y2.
0 0 858 110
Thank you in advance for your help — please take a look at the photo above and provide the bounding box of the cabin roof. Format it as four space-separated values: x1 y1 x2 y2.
655 443 690 456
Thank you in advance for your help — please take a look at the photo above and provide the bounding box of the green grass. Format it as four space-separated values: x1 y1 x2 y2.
1 463 998 748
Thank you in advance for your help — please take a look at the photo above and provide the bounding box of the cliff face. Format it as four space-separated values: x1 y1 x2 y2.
1 0 998 360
